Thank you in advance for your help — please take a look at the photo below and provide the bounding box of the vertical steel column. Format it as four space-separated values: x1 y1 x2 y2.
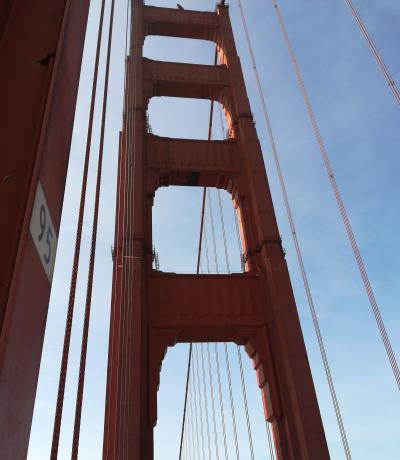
0 1 90 458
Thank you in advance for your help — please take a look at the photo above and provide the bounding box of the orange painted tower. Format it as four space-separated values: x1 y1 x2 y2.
103 2 330 459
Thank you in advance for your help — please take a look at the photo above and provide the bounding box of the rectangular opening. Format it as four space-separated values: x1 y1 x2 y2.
152 186 243 273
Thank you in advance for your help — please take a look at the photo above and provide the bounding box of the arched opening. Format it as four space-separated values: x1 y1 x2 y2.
152 186 243 274
154 342 269 459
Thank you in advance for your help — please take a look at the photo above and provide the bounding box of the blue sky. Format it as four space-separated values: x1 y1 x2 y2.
27 0 400 459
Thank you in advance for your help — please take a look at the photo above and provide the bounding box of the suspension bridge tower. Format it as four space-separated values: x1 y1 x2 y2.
103 2 330 459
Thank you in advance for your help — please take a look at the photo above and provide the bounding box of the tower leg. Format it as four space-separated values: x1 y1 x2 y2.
0 1 90 458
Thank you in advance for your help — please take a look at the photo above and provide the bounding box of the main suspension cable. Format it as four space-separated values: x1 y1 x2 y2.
50 0 107 456
344 0 400 106
272 0 400 391
236 1 352 457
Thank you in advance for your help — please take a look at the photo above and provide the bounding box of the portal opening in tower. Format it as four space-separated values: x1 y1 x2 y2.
144 35 215 65
152 186 243 274
147 97 227 140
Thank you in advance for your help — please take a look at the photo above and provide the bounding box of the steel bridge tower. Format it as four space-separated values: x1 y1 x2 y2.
0 1 331 459
103 2 330 459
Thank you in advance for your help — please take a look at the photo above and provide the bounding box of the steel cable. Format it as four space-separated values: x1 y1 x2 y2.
50 0 107 456
215 178 257 460
203 220 211 274
237 346 255 460
237 1 353 457
272 0 400 393
344 0 400 106
214 343 229 460
71 0 116 457
217 190 230 273
194 344 206 459
200 344 213 459
191 350 201 459
205 154 242 459
212 68 255 460
223 343 240 459
179 46 217 458
206 343 221 460
179 344 193 460
266 422 275 459
188 383 196 460
207 190 220 273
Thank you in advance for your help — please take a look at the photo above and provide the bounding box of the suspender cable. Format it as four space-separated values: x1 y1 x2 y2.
215 180 256 458
344 0 400 106
205 165 242 458
50 0 107 456
71 0 116 456
214 343 229 460
179 171 207 460
217 190 230 273
178 46 218 459
217 168 258 459
224 342 240 459
237 346 255 460
204 219 211 273
266 422 275 459
188 383 196 460
179 343 193 460
194 344 206 459
272 0 400 391
192 369 202 460
236 1 352 458
200 344 213 459
207 190 219 273
206 343 221 460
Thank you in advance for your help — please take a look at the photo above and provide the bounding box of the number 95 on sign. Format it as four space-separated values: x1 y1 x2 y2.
29 181 58 283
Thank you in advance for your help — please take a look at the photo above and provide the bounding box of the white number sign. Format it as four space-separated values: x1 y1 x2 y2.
29 181 58 283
